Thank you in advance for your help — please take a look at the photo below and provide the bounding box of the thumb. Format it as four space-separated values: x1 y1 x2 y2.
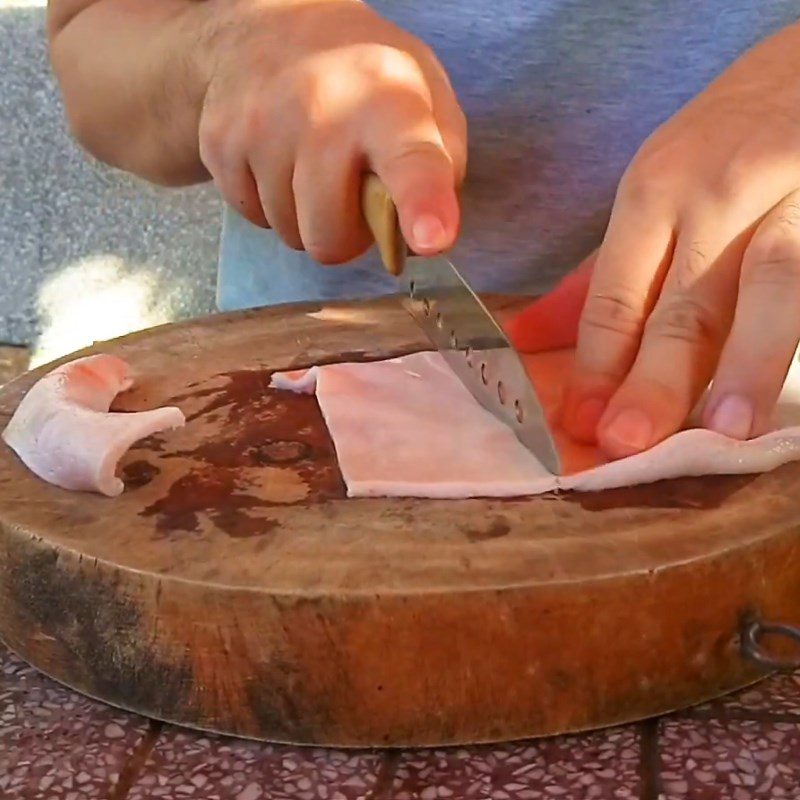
378 143 459 255
369 129 460 255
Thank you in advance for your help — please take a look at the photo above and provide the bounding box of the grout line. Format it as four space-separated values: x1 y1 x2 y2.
638 718 662 800
109 720 163 800
367 751 402 800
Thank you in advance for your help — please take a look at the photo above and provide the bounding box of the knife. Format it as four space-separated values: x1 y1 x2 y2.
361 174 561 475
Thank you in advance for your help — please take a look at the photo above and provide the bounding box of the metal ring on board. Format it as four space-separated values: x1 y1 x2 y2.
740 614 800 671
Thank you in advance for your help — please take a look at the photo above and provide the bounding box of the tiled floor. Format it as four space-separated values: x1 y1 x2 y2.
2 348 800 799
387 727 642 800
0 649 150 799
689 672 800 720
658 718 800 800
128 732 387 800
2 640 799 800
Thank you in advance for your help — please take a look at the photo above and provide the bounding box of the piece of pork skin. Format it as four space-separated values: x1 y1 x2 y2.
2 354 185 497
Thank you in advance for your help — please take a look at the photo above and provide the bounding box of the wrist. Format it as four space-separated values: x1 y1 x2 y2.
190 0 368 91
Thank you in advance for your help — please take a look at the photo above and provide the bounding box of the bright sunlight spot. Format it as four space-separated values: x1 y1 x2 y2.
31 255 174 368
0 0 46 8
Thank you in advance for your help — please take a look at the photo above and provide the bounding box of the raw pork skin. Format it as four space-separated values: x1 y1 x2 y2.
2 354 185 497
272 273 800 499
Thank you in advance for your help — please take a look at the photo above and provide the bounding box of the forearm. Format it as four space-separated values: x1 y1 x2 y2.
48 0 213 185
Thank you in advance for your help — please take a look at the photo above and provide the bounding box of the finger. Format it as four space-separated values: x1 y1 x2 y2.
561 190 675 442
363 87 459 256
506 250 596 353
222 165 268 228
200 131 269 228
249 145 303 251
424 61 468 186
293 136 372 264
703 191 800 439
597 213 751 459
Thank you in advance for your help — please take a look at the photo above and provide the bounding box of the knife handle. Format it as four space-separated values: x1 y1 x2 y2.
360 173 407 276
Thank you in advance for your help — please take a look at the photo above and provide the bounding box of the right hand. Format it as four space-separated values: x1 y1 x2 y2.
197 0 467 264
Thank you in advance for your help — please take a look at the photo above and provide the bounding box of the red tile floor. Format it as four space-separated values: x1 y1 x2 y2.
2 641 800 800
2 349 800 799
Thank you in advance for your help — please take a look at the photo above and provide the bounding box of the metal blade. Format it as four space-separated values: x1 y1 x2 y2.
398 254 561 475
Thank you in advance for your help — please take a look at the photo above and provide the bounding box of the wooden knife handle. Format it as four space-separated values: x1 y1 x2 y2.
360 173 407 276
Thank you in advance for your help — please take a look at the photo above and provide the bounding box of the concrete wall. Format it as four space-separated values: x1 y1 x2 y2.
1 4 220 362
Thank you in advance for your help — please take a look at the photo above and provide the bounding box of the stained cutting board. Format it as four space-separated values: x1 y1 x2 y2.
0 296 799 746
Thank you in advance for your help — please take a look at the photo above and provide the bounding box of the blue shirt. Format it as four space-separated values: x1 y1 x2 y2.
217 0 800 311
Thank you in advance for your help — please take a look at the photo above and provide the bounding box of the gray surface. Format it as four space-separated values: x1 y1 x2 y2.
0 6 219 356
216 0 800 310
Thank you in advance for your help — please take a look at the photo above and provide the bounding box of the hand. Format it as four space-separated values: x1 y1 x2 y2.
556 23 800 458
197 0 466 263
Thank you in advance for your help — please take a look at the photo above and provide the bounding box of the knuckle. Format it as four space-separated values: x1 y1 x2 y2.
358 43 439 114
618 166 669 210
579 289 644 339
299 118 340 151
198 118 229 167
673 241 711 289
744 230 800 286
704 158 749 203
281 66 336 130
708 162 746 203
618 148 675 207
378 140 454 188
645 297 720 347
363 43 425 84
242 103 272 144
777 200 800 229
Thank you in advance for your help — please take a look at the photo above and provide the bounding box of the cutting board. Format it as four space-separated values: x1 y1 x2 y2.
0 296 799 747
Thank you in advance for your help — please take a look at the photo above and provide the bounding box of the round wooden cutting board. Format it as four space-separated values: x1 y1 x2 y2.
1 297 799 747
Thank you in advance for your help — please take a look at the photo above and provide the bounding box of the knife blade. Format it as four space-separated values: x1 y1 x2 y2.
361 174 561 475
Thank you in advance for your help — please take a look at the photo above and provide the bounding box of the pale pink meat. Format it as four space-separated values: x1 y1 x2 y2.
274 355 556 497
272 350 800 498
2 354 185 497
272 283 800 498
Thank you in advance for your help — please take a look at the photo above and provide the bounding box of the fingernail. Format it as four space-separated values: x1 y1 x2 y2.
709 394 753 439
575 396 607 430
565 396 607 442
411 214 448 251
602 409 653 455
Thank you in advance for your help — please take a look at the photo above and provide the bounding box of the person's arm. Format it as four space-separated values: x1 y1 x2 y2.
48 0 211 185
47 0 467 261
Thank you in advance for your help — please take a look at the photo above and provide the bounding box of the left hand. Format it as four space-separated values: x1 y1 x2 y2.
537 23 800 459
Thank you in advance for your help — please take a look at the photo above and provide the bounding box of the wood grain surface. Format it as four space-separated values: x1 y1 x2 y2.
0 297 798 746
